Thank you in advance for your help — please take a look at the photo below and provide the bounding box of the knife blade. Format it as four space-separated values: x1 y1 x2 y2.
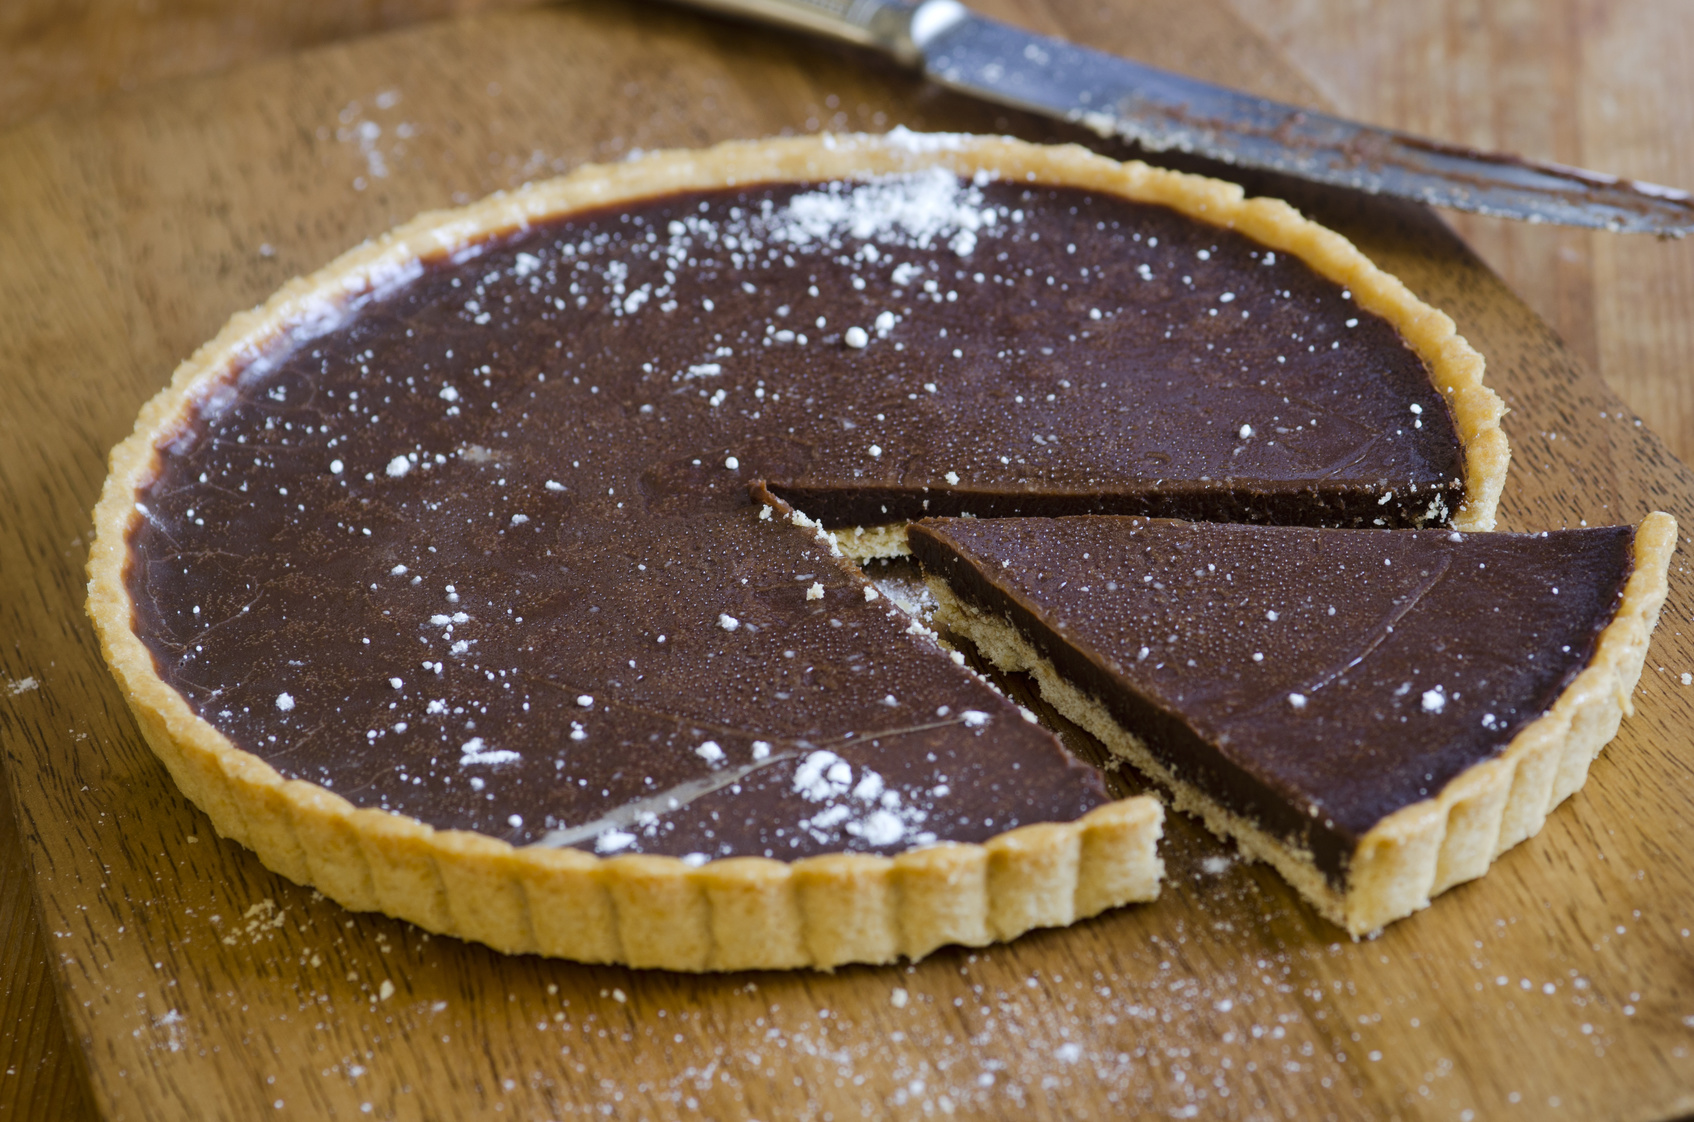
663 0 1694 236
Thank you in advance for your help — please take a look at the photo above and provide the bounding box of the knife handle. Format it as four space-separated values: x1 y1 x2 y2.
661 0 967 65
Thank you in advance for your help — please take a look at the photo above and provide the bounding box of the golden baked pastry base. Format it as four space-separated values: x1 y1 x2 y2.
89 133 1507 970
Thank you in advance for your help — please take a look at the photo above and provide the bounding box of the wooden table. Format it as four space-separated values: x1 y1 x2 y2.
4 2 1693 1118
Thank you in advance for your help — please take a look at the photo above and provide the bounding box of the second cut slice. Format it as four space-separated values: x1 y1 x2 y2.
909 514 1673 935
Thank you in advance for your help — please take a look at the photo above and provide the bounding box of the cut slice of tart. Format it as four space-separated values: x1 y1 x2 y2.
88 132 1506 970
910 513 1674 936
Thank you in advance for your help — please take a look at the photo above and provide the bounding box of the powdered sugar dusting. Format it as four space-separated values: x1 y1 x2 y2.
766 168 997 258
881 125 972 153
792 750 934 848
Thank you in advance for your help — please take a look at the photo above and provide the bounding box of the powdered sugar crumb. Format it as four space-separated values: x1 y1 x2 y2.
595 829 635 854
459 737 520 766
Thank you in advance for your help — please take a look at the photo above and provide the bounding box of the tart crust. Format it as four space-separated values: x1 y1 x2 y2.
927 512 1675 937
88 132 1504 969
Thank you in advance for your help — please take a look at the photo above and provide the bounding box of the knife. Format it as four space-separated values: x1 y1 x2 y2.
664 0 1694 236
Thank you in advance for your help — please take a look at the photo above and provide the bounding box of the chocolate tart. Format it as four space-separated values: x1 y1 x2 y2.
912 514 1674 936
88 133 1505 969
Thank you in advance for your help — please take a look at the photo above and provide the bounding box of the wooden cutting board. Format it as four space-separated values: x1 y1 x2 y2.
3 1 1693 1117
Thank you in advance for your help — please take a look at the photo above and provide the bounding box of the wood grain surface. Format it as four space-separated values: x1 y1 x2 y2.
1224 0 1694 471
0 0 530 134
3 1 1694 1119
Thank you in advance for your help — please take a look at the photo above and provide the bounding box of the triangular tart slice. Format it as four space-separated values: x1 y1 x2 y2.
909 513 1674 935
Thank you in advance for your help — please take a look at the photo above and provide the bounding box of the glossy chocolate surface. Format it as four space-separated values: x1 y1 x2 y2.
127 172 1463 856
909 517 1634 882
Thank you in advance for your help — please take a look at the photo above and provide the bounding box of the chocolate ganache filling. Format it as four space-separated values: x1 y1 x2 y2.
127 171 1465 858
